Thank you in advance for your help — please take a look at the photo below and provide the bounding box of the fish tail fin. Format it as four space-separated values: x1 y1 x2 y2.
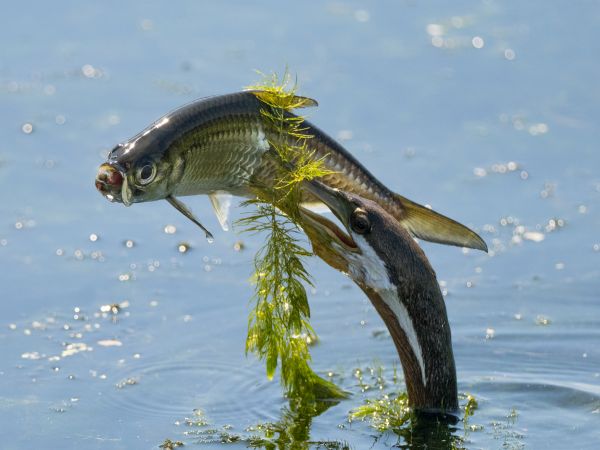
393 193 488 252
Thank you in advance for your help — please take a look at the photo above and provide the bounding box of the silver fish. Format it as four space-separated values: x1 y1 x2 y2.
95 91 486 251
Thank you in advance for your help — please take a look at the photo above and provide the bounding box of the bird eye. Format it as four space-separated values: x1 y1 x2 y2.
350 210 371 235
136 163 156 185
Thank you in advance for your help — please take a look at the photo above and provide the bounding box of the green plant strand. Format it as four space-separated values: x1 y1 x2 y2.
239 72 344 401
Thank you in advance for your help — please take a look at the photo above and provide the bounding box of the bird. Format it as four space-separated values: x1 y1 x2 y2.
298 179 460 415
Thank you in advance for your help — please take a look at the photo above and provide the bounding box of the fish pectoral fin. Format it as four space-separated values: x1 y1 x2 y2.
249 90 318 109
208 191 233 231
166 196 214 242
395 194 488 252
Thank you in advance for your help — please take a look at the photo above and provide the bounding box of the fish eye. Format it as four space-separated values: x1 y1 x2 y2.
136 163 156 185
350 209 371 235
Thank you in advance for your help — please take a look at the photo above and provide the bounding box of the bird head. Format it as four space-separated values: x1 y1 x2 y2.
299 179 427 288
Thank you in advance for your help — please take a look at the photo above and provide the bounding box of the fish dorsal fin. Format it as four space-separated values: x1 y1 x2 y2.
248 90 318 109
209 191 233 231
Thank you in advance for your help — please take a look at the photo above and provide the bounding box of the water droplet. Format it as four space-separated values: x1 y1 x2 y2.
206 233 214 244
473 167 487 177
472 36 485 49
164 224 177 234
81 64 97 78
536 315 551 326
21 123 33 134
124 239 135 248
89 233 98 242
523 231 545 242
426 23 444 37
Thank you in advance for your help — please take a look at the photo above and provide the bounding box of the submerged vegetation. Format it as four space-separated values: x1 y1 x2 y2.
239 72 344 401
175 365 495 449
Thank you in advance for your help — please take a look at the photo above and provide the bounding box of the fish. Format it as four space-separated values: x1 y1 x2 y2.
95 90 487 251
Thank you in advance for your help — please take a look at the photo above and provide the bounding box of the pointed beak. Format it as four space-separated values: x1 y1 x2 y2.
301 179 354 228
95 163 126 203
298 178 359 264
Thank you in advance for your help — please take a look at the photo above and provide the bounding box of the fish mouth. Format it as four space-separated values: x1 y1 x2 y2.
95 163 132 206
299 179 359 253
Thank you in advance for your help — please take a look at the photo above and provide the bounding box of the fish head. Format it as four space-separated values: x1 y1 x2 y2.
95 116 181 206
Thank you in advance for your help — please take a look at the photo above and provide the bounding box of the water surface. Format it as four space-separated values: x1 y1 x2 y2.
1 1 599 448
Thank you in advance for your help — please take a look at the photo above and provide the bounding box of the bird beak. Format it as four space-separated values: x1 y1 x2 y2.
301 179 354 230
298 179 359 275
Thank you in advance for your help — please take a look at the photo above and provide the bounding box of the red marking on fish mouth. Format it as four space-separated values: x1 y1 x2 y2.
95 163 124 202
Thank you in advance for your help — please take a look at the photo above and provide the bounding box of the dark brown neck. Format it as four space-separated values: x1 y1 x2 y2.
360 279 458 413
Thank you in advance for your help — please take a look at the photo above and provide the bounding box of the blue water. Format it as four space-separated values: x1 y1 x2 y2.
1 1 599 448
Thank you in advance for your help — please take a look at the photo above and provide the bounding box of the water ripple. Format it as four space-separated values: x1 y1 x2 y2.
98 356 282 423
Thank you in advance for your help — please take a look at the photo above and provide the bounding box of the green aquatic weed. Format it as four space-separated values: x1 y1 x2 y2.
349 368 481 447
463 392 478 420
158 438 184 449
239 71 344 401
349 392 412 432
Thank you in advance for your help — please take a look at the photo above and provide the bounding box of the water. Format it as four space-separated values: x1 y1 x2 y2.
1 1 599 448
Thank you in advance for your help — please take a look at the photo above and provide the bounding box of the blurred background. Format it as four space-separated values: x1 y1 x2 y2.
1 1 599 448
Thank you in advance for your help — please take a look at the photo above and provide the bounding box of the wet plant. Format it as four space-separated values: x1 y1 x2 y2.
158 438 184 449
347 365 484 448
239 71 344 401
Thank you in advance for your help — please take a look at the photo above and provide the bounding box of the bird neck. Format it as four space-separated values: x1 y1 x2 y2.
360 278 458 413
